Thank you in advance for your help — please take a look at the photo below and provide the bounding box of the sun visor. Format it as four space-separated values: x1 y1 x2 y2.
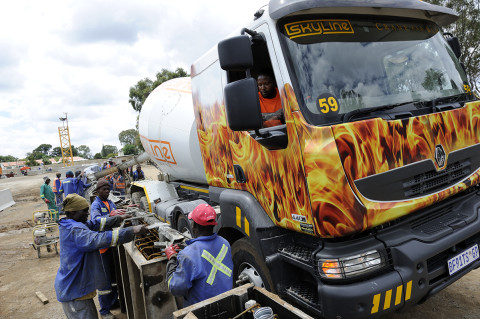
269 0 458 27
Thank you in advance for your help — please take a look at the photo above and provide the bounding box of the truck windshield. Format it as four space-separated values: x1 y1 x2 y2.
279 16 470 125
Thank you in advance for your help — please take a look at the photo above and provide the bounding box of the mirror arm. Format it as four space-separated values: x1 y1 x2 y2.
241 28 258 37
255 129 271 138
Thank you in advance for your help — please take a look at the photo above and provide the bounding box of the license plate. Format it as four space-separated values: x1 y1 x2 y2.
447 244 479 276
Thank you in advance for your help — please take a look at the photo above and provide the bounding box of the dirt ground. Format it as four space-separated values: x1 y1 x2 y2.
0 164 479 319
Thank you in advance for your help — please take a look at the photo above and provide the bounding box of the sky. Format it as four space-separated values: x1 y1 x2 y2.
0 0 266 159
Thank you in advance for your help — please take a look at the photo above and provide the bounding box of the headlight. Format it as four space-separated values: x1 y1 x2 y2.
318 250 386 279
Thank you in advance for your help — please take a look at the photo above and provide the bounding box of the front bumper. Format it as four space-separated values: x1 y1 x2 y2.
280 191 480 319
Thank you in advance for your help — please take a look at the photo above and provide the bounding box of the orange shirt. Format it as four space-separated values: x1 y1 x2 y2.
102 201 111 213
258 88 282 127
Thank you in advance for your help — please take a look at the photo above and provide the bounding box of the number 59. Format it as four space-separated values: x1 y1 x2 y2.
318 97 338 114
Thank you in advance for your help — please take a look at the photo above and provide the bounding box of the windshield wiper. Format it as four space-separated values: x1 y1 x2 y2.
342 101 414 123
416 93 473 110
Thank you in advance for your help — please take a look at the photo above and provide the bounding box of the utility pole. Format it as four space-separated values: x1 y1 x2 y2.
58 113 74 167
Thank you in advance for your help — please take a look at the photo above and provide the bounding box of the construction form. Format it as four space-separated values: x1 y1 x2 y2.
57 113 74 167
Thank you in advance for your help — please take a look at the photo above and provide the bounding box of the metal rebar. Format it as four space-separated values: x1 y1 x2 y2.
229 303 261 319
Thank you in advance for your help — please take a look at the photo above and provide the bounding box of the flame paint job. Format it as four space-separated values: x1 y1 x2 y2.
193 79 314 235
193 77 480 238
333 101 480 228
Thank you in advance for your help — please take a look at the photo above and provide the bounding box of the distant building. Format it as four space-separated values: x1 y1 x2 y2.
0 157 88 169
0 161 24 170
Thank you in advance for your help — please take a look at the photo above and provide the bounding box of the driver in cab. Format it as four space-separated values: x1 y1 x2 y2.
257 70 284 128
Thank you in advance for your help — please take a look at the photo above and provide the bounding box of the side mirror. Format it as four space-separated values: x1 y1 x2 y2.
218 36 253 71
224 78 262 131
444 33 461 59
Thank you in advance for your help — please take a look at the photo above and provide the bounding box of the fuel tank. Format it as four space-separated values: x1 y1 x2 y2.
139 77 207 184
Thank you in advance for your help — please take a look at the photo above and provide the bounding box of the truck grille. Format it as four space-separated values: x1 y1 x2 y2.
354 143 480 201
403 160 471 198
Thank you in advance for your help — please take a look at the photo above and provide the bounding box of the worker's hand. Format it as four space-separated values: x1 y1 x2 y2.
262 112 280 121
110 209 127 216
165 244 180 260
263 108 284 122
132 225 148 235
45 199 50 203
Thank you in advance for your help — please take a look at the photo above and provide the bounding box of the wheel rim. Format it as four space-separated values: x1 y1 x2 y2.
238 262 265 288
179 226 191 238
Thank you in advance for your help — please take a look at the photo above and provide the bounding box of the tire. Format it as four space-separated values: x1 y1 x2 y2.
37 247 41 258
140 196 149 212
131 192 143 205
232 238 275 292
176 213 192 238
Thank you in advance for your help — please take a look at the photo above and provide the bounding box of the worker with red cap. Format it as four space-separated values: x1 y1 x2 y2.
165 203 233 307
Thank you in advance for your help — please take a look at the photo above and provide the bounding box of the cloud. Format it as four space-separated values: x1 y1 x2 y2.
0 66 25 91
65 1 160 45
0 41 27 90
0 0 265 158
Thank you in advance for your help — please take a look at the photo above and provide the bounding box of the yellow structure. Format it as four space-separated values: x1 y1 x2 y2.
58 113 74 167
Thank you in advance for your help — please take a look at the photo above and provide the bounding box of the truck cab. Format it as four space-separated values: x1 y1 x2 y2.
188 0 480 318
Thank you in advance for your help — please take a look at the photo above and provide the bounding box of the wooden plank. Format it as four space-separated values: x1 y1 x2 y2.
35 291 49 304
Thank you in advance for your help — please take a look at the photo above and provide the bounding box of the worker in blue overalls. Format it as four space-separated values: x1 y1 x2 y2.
52 173 63 215
59 171 78 197
166 204 233 307
75 170 92 198
90 178 121 318
54 194 147 319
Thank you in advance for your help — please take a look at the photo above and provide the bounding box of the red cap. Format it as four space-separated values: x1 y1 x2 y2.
188 204 217 226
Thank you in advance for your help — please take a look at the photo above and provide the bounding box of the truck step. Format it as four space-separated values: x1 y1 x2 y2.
278 244 315 270
285 282 320 316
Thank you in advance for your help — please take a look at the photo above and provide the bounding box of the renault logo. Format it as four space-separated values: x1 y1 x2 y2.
435 145 446 168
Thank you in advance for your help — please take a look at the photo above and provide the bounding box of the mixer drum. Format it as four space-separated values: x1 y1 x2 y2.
139 77 207 184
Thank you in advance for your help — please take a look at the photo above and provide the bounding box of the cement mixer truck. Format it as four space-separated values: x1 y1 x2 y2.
120 1 480 318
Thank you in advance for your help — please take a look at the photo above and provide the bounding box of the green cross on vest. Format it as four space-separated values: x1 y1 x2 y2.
201 244 232 285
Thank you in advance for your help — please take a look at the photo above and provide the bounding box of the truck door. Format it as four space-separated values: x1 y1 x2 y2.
222 23 315 236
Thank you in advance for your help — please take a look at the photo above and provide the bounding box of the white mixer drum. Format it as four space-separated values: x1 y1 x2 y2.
139 77 207 184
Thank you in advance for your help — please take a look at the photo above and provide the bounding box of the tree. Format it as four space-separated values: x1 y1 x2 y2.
128 67 189 113
77 145 92 159
135 114 144 152
26 151 44 160
425 0 480 92
42 156 52 165
101 145 118 157
128 77 153 112
152 68 188 89
122 144 137 155
34 144 52 155
25 154 40 166
118 129 137 146
0 155 16 162
51 145 78 157
71 145 79 157
94 153 103 159
51 147 62 157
